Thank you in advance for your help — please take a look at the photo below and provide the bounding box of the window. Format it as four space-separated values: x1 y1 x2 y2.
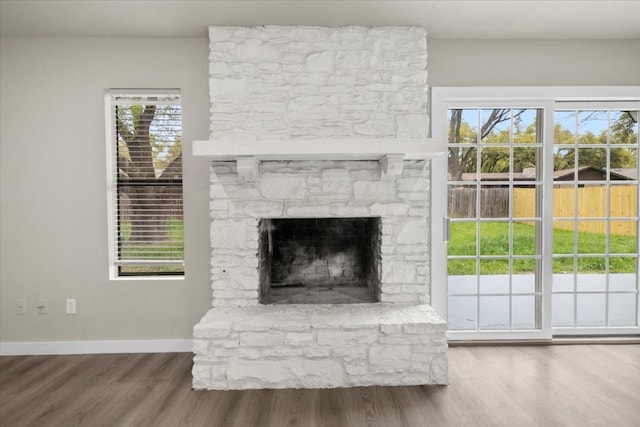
105 90 184 278
432 87 640 340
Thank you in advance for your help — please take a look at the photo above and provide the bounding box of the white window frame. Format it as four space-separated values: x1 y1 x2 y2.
431 86 640 341
105 89 185 280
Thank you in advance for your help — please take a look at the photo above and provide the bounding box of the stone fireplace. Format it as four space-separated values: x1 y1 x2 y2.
192 25 448 390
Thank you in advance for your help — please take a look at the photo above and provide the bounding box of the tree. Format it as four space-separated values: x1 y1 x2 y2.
448 109 527 180
116 99 182 244
553 111 638 171
450 109 638 179
610 111 638 145
608 111 638 169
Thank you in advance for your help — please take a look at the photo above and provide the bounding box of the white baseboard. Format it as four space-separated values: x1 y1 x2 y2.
0 339 193 356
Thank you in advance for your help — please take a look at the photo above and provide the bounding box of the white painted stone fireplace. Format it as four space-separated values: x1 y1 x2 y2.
192 25 448 390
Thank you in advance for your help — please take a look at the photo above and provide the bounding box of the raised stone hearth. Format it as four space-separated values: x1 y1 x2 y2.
193 304 447 389
193 25 448 390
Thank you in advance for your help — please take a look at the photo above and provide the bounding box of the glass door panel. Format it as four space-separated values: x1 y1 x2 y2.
552 109 639 333
447 108 544 335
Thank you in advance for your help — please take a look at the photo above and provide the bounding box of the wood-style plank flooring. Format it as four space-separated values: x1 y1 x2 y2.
1 345 639 426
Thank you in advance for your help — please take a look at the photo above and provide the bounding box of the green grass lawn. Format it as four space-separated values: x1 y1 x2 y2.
119 220 184 274
448 222 637 275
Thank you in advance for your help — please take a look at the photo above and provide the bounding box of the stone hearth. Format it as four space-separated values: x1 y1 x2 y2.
193 304 446 389
192 25 448 390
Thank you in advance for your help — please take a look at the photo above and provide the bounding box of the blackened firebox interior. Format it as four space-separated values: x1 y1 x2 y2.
258 217 382 304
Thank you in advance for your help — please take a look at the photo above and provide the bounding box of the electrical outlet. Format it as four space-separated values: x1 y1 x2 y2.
66 298 76 314
37 298 49 314
16 299 26 315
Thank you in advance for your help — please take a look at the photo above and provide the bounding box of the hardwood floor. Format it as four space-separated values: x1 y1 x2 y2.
1 345 639 426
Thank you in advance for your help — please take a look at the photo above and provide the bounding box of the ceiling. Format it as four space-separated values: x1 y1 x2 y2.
1 0 639 40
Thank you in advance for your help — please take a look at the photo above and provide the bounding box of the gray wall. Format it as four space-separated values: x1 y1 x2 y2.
1 36 639 343
429 39 640 86
0 37 211 342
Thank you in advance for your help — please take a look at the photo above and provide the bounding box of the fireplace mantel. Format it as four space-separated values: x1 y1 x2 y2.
193 138 446 180
193 138 445 160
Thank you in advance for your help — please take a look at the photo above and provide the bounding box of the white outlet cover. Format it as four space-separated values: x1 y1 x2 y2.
66 298 76 314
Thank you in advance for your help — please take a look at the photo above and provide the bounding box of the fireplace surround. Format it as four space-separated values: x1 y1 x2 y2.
192 25 448 390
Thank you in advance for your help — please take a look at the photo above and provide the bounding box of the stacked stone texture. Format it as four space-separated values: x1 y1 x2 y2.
194 26 447 390
193 304 447 389
208 26 428 141
209 160 430 307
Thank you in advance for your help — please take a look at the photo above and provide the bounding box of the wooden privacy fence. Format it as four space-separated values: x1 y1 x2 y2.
449 186 638 236
448 187 510 219
514 186 637 236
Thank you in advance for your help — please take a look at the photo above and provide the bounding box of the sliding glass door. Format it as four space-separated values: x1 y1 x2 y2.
431 87 640 340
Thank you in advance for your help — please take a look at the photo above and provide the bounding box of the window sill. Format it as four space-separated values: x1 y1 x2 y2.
109 275 185 282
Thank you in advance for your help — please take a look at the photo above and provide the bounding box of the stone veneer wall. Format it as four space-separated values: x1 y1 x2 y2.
193 304 447 389
209 159 430 307
257 220 272 302
366 217 383 299
208 26 428 141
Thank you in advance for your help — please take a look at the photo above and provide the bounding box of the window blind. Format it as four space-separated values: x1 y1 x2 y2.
108 91 184 276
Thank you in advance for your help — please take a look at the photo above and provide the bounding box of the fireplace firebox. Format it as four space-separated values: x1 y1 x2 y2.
259 217 382 304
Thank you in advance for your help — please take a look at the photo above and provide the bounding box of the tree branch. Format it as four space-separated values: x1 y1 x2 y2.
116 114 133 144
480 109 509 139
126 104 157 179
449 109 462 144
137 104 157 138
117 155 134 178
159 152 182 180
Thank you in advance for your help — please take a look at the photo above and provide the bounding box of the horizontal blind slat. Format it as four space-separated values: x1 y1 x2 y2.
115 260 185 266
